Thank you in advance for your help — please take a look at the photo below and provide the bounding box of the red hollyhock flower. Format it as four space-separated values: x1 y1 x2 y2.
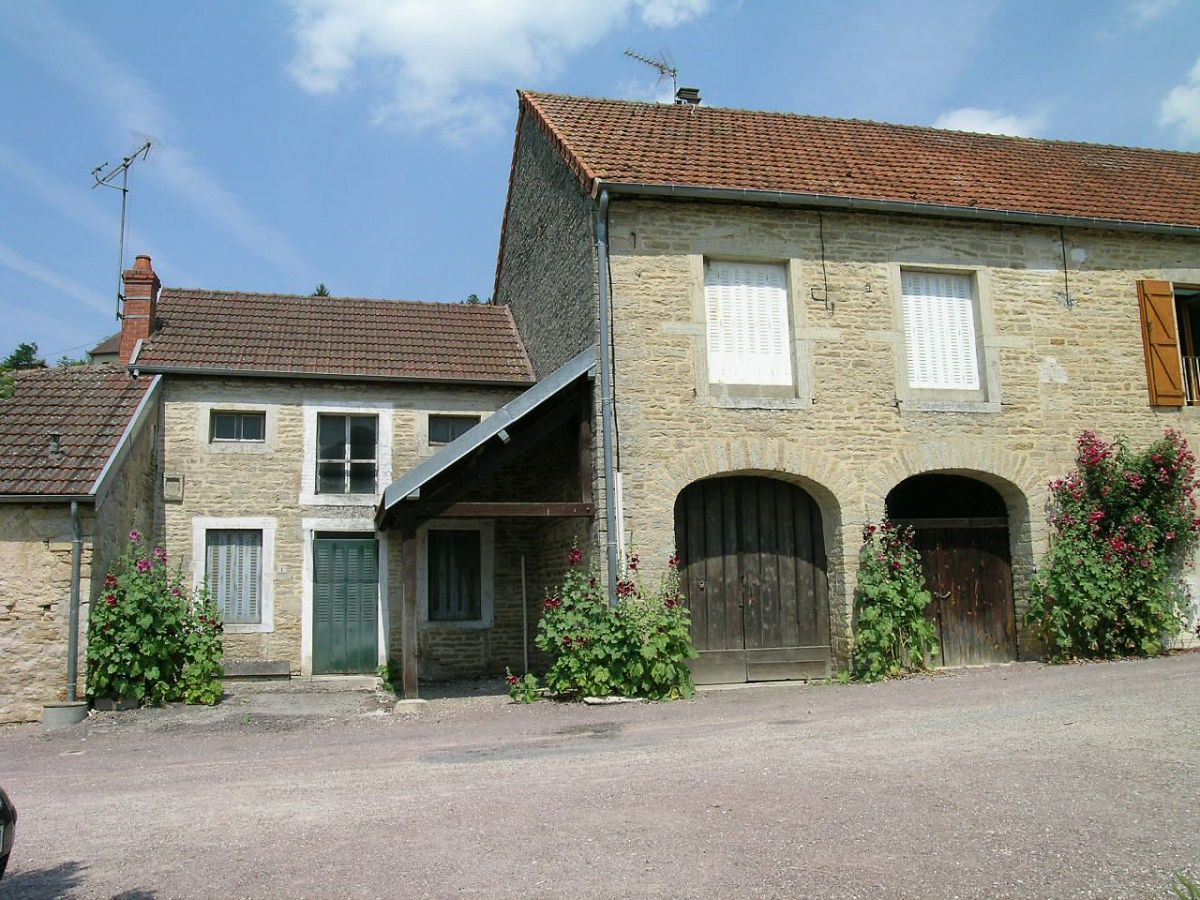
568 547 583 566
104 574 118 589
105 595 117 607
667 554 681 569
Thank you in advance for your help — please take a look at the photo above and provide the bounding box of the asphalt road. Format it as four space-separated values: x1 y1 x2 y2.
0 655 1197 899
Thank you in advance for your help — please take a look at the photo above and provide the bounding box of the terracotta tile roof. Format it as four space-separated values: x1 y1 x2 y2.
0 367 153 496
88 332 122 356
520 91 1200 230
136 289 535 384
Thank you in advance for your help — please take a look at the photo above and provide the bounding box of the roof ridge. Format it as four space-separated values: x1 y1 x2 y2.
521 90 1200 159
160 287 510 310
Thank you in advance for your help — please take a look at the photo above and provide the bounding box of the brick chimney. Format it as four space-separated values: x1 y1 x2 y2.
119 255 160 366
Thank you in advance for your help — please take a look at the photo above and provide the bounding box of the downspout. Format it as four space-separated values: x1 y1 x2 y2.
596 189 620 604
67 501 83 702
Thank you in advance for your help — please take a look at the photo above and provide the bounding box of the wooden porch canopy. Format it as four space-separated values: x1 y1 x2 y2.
375 347 597 698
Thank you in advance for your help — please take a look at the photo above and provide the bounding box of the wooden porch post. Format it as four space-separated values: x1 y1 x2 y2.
400 521 419 700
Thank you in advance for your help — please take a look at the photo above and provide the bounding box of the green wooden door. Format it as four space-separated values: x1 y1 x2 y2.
313 535 379 675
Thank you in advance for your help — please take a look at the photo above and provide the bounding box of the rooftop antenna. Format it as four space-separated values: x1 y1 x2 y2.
91 138 153 321
623 48 677 97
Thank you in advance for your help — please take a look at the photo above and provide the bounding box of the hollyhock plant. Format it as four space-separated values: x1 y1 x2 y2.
1027 429 1199 660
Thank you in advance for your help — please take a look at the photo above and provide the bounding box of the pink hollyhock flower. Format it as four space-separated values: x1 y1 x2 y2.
154 547 168 562
129 530 142 543
136 558 152 573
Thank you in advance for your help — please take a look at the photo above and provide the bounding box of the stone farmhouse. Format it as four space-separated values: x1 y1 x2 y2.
3 90 1200 722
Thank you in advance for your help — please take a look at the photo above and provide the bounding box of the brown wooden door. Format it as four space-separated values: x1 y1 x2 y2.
909 522 1016 666
675 477 831 683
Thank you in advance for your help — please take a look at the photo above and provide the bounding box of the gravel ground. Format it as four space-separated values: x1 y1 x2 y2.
0 655 1197 899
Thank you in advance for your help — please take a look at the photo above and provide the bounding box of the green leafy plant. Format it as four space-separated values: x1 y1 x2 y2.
1026 430 1199 661
1174 873 1200 899
851 519 939 682
535 547 697 700
505 667 540 703
87 532 225 706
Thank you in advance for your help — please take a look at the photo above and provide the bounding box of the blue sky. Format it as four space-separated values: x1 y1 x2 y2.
1 0 1198 362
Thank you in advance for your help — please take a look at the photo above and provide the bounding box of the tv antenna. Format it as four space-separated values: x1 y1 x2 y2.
92 139 152 320
623 48 677 96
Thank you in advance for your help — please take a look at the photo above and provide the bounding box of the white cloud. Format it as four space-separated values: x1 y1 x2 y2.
933 107 1048 137
0 241 113 316
285 0 711 138
1159 56 1200 144
0 6 305 275
1125 0 1181 24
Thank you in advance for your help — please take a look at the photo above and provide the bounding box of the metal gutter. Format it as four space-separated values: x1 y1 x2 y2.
377 347 597 523
595 190 621 605
597 181 1200 237
66 500 82 702
91 374 162 503
0 494 94 504
131 365 536 388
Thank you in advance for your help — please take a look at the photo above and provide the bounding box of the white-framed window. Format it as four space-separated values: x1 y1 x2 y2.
703 260 793 387
191 516 276 634
300 401 393 506
901 270 981 391
418 520 494 628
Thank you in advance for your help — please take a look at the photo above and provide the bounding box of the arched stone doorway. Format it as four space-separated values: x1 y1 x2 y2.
674 476 831 684
886 473 1016 666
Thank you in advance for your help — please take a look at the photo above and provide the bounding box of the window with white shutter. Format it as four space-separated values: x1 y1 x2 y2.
901 271 981 391
704 261 793 387
205 529 263 625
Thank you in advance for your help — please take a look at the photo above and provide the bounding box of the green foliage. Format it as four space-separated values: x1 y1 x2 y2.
2 341 45 370
535 548 697 701
505 667 540 703
835 670 851 685
56 354 89 367
1174 873 1200 899
311 283 331 296
464 293 482 305
851 519 939 682
87 533 225 706
0 369 12 400
378 662 401 693
1026 430 1199 661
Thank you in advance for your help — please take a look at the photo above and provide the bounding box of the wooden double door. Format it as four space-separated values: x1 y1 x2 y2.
674 476 831 684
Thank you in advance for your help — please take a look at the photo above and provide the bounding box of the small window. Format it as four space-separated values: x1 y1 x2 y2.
205 529 262 625
210 411 265 442
427 529 481 622
317 414 378 494
901 271 981 391
429 414 481 445
703 260 793 387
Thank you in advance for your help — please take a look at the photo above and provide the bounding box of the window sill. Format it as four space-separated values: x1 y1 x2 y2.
224 623 274 634
700 397 811 410
900 399 1001 414
299 493 379 507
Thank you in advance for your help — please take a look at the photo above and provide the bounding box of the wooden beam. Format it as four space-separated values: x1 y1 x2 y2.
400 523 419 700
397 501 595 519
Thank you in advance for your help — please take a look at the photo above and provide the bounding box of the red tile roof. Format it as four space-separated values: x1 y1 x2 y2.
135 289 535 384
0 367 153 496
88 332 122 357
520 91 1200 230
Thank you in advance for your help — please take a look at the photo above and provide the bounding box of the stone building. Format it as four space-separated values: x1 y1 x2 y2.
493 91 1200 682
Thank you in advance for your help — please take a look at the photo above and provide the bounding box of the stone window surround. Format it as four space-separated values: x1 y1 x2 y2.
299 517 389 678
195 400 276 455
887 262 1002 414
299 400 394 507
675 249 822 410
190 515 277 634
417 518 495 630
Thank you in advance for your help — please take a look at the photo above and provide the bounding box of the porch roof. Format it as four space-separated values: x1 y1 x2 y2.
376 346 596 524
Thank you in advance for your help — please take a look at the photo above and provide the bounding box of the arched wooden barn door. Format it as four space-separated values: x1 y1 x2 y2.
674 476 831 684
887 474 1016 666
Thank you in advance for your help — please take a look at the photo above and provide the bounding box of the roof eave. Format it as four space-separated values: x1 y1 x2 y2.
0 493 96 504
131 364 536 388
597 180 1200 237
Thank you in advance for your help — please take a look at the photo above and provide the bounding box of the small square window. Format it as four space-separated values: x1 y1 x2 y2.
316 414 378 494
429 414 481 445
210 411 266 443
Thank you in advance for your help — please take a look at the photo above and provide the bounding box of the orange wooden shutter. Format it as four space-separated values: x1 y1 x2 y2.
1137 279 1185 406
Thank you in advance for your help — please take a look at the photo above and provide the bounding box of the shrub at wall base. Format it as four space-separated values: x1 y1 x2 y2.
86 531 225 707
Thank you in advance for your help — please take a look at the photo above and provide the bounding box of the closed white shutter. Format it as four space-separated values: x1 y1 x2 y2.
704 261 793 386
901 271 980 390
206 530 262 625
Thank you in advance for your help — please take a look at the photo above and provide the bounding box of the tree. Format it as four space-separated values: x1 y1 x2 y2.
464 293 481 305
56 354 89 367
311 283 331 297
2 342 46 370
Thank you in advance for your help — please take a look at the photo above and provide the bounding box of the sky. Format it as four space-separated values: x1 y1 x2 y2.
1 0 1199 363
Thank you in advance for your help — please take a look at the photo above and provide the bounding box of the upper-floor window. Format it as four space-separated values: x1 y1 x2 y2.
703 260 793 388
429 414 481 445
210 411 265 443
901 270 982 391
1139 279 1200 407
317 414 377 494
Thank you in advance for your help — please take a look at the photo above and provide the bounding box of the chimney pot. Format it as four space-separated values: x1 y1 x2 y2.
674 86 701 105
133 255 153 272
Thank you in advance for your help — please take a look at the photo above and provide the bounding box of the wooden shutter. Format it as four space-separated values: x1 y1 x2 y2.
901 272 980 390
206 529 263 625
1137 279 1185 406
704 261 793 386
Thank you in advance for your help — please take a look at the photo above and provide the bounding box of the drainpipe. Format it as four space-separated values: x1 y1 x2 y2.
595 189 620 604
66 501 83 702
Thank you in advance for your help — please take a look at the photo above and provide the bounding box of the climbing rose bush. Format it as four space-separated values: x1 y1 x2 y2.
851 519 939 682
1026 429 1200 661
531 547 697 700
87 532 225 706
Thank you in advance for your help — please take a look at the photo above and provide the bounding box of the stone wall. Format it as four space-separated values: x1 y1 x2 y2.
598 199 1200 663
